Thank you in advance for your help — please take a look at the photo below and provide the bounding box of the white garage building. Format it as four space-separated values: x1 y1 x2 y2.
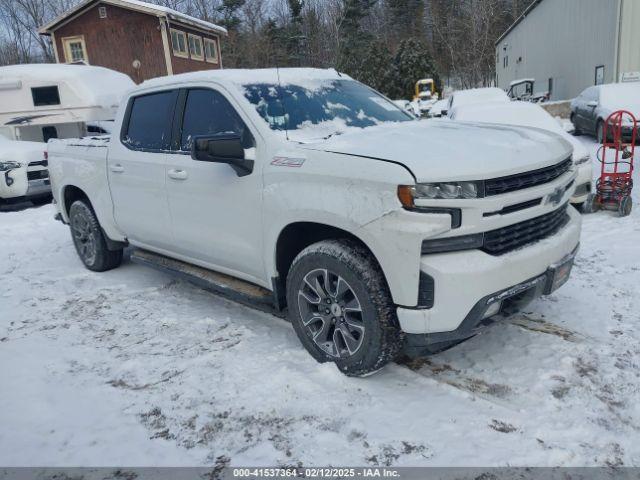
495 0 640 101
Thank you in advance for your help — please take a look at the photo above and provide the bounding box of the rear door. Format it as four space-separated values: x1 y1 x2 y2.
164 87 265 282
107 89 178 251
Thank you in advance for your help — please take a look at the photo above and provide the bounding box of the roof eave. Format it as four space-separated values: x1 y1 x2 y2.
166 13 228 36
38 0 227 37
494 0 545 46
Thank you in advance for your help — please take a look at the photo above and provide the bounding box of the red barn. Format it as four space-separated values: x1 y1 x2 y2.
38 0 227 83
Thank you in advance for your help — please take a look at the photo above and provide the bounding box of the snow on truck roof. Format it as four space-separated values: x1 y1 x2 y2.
141 68 352 90
39 0 227 35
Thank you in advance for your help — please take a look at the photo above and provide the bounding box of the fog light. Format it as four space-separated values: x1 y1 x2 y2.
483 301 502 319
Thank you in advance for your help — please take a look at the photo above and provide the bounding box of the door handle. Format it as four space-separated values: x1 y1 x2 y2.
110 164 125 173
168 169 188 180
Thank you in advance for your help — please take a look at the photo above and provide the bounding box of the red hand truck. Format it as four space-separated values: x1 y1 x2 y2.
584 110 636 216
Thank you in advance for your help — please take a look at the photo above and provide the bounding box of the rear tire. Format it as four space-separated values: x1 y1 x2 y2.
618 196 632 217
69 200 123 272
286 239 403 377
570 113 581 135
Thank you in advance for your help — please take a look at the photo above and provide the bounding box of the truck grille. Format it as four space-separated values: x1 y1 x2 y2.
27 170 49 181
482 203 570 255
485 158 572 196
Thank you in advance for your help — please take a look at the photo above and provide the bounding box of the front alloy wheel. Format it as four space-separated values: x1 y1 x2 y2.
298 268 365 358
286 239 403 376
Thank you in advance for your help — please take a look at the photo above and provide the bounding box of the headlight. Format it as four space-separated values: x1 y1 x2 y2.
574 156 590 166
0 161 21 172
402 181 483 202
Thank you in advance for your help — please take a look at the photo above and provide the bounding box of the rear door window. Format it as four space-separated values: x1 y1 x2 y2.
179 88 254 151
122 90 178 151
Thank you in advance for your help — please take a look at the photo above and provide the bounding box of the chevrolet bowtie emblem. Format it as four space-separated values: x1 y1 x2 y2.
546 185 564 206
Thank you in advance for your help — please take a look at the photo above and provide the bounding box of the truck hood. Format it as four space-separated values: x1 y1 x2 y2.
301 120 573 182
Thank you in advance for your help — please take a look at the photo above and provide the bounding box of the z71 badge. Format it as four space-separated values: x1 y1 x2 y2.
271 157 305 167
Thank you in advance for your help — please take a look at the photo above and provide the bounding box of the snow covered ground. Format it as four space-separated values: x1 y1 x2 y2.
1 136 638 467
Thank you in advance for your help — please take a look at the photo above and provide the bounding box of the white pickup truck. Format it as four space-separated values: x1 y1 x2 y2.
49 69 581 376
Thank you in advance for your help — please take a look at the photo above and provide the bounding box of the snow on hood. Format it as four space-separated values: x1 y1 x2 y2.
301 120 572 183
452 101 587 161
0 137 46 166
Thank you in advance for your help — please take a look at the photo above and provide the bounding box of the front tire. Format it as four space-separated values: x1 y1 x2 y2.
69 200 123 272
286 239 403 376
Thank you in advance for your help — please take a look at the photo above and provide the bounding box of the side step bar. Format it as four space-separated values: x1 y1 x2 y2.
130 249 284 317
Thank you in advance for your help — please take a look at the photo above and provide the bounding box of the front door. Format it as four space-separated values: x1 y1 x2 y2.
108 89 177 251
165 87 265 282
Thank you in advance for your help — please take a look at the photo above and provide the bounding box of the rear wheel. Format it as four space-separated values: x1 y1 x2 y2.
570 113 581 135
618 196 632 217
286 239 403 376
69 200 123 272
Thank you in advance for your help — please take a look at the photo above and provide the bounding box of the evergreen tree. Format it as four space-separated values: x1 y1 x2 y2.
357 41 393 96
387 38 440 99
263 18 288 67
286 0 306 66
216 0 246 67
337 0 377 78
216 0 245 32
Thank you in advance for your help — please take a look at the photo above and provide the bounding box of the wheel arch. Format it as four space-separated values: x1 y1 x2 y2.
61 184 91 217
272 221 388 309
61 184 126 251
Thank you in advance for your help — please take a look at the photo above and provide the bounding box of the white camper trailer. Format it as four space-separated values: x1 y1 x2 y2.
0 64 134 142
0 64 134 204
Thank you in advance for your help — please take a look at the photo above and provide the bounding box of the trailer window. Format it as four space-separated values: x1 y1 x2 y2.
122 90 178 151
32 86 61 107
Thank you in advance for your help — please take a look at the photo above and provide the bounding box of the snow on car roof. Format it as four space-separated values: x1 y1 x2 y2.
452 101 558 130
141 68 351 91
510 78 535 86
597 82 640 107
450 87 509 108
39 0 227 36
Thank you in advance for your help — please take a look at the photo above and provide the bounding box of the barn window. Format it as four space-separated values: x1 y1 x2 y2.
62 36 88 63
31 86 61 107
170 29 188 58
188 34 204 61
204 38 218 64
98 6 107 18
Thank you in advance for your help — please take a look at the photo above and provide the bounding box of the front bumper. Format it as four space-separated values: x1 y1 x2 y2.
396 205 581 335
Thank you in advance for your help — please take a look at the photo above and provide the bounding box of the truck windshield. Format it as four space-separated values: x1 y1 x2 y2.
243 80 413 135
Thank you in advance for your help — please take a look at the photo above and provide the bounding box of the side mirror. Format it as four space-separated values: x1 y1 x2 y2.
587 100 598 108
191 134 254 177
